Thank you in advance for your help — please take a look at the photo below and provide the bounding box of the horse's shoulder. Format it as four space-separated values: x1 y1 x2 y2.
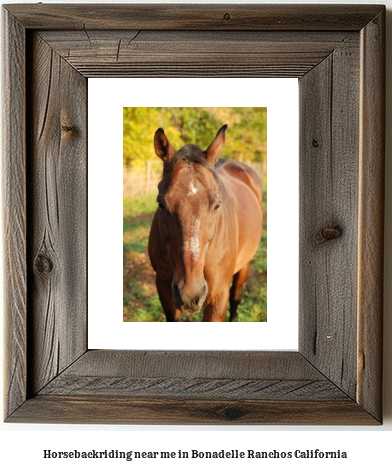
215 159 262 202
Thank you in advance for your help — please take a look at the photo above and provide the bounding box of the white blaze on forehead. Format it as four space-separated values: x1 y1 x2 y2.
184 216 200 260
188 179 198 195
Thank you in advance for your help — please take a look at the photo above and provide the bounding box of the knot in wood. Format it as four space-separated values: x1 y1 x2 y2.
315 225 342 245
61 124 77 134
223 405 244 420
34 252 53 274
223 13 231 21
312 139 319 148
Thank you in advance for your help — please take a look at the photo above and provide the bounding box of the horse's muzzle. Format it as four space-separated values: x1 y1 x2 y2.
172 280 208 313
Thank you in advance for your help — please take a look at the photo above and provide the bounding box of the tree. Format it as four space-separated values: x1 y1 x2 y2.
123 107 267 168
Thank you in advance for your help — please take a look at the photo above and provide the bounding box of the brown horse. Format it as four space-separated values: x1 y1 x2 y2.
148 125 263 322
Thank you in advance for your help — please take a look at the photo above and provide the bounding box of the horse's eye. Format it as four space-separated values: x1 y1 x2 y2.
213 202 221 212
157 198 166 210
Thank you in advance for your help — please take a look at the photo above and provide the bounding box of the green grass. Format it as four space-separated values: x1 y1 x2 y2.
123 188 267 322
123 193 157 254
123 192 161 321
234 187 267 322
123 193 158 220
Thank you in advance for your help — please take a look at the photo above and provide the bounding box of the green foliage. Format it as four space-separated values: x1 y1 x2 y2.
123 107 181 167
123 107 267 168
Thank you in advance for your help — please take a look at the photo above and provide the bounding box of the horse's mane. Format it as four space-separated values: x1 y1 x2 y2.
163 145 219 183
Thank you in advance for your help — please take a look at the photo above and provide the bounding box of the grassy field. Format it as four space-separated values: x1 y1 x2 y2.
123 189 267 322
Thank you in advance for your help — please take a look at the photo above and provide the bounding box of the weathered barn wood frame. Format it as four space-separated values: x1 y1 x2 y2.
3 4 385 424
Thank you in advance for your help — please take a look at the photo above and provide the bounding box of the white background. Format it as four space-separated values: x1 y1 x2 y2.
88 78 299 350
1 0 391 473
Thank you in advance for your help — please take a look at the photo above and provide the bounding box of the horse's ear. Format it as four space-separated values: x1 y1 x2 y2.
154 128 176 162
204 124 228 167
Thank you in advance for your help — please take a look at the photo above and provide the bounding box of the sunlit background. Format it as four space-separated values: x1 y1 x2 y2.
123 107 267 322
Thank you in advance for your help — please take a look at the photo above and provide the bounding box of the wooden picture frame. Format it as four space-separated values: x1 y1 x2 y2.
3 4 385 424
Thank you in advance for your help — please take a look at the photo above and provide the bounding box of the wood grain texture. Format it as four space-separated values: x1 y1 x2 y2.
27 33 87 395
39 30 358 78
357 9 385 423
2 9 27 419
298 42 360 399
37 351 346 401
52 350 325 379
39 376 347 401
8 396 379 425
4 4 383 31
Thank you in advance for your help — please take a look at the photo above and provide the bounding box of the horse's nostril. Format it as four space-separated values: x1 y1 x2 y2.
195 284 208 306
172 282 184 309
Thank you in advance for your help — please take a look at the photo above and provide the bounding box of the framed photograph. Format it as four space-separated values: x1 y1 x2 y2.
3 4 385 424
122 106 268 324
